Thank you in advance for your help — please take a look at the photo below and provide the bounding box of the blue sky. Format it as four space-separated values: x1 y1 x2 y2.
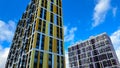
0 0 120 67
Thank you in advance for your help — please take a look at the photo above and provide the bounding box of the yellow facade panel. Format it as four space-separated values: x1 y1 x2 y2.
43 53 48 68
37 52 40 68
53 5 57 14
46 11 50 22
30 50 35 68
39 0 42 6
37 7 41 17
54 55 57 68
52 39 57 53
33 32 37 48
53 25 57 38
41 20 43 33
47 1 50 11
45 22 49 35
60 56 61 68
35 18 39 31
54 0 56 5
44 36 49 51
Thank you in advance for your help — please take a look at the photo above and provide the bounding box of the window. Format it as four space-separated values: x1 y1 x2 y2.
48 54 52 68
38 19 42 32
36 33 40 49
59 0 62 7
57 16 59 25
91 39 95 44
107 60 112 66
105 40 110 45
86 46 92 51
56 6 59 15
50 24 53 36
44 0 47 9
100 42 105 47
111 59 117 65
107 53 113 59
87 52 91 57
49 37 52 52
57 40 59 54
89 64 94 68
51 0 54 3
54 14 57 25
59 8 62 16
57 27 59 38
82 48 86 52
42 21 46 33
50 3 53 12
34 51 38 68
103 61 107 67
93 50 99 55
40 8 43 18
50 13 54 23
77 50 81 54
41 35 45 50
60 41 63 55
57 56 60 68
105 46 111 52
59 17 62 27
78 55 81 60
44 10 47 20
61 57 64 68
68 48 71 52
99 54 107 61
95 62 101 68
93 56 99 62
79 60 81 65
41 0 44 7
60 28 63 39
39 52 43 67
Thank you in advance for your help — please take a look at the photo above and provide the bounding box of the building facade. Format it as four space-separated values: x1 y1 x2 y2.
68 33 120 68
5 0 65 68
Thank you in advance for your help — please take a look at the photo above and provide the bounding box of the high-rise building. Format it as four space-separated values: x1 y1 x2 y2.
5 0 65 68
68 33 120 68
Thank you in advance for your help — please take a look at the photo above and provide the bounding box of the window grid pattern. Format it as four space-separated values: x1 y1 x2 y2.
68 33 120 68
5 0 65 68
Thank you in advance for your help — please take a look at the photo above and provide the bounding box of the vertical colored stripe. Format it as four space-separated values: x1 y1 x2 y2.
33 32 37 48
35 18 39 31
43 53 48 68
37 52 40 68
30 50 35 68
47 1 50 11
54 55 57 68
44 36 49 51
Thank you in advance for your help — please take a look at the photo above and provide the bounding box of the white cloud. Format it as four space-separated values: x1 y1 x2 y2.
0 45 10 68
65 51 69 68
64 26 77 43
64 26 68 36
0 20 16 68
112 7 117 17
110 29 120 62
110 29 120 50
116 47 120 62
0 20 16 42
92 0 111 27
